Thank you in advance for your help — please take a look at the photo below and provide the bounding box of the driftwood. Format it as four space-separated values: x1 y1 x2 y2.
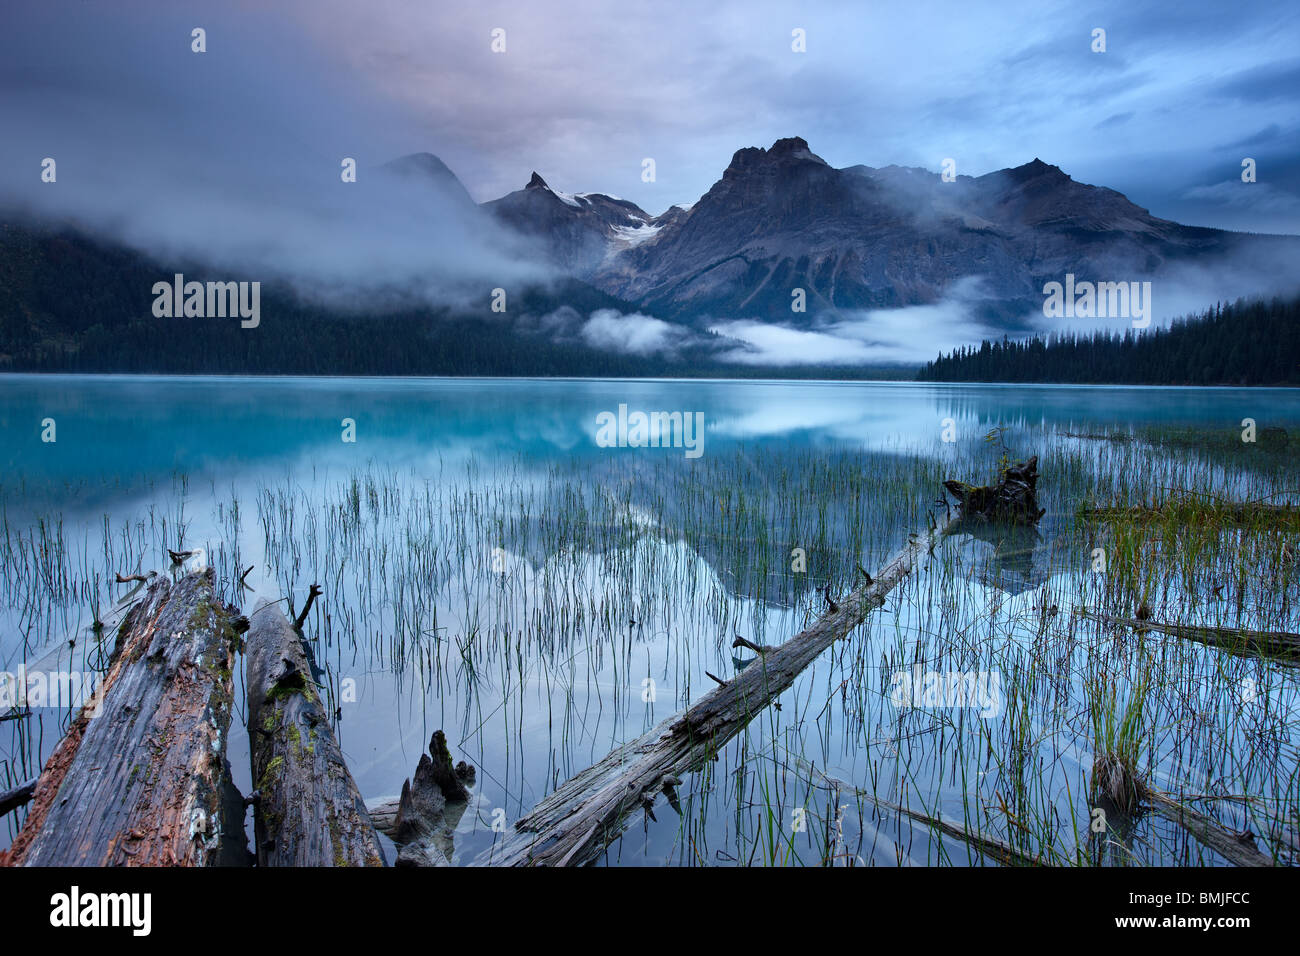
246 599 385 867
0 778 37 817
367 731 475 867
1079 502 1300 526
1147 788 1275 866
1081 609 1300 666
1 570 246 867
476 511 962 866
944 457 1045 524
795 757 1042 866
463 468 1048 867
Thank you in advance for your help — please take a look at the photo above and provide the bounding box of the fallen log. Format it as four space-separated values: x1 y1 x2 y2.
477 510 962 866
1 569 247 867
246 598 385 867
0 778 37 817
1081 609 1300 666
1147 788 1275 867
1079 501 1300 527
471 465 1049 867
366 731 475 867
793 756 1042 866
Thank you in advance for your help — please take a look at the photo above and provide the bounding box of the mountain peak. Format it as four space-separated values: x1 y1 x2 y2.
723 137 828 177
378 152 476 206
769 136 828 165
383 151 454 175
1007 158 1068 182
772 135 809 150
526 171 550 190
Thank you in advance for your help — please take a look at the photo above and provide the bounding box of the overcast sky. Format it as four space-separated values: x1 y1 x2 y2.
3 0 1297 229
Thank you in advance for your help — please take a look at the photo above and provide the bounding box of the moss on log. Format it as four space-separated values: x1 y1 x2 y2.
245 599 385 867
1 570 246 867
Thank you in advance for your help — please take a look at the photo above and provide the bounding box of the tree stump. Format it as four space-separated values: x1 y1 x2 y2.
943 456 1046 525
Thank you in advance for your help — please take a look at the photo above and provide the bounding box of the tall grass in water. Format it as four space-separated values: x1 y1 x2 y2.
1 420 1297 865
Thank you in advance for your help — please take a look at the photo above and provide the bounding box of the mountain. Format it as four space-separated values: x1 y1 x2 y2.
483 173 692 275
486 137 1297 327
2 139 1297 378
377 152 478 209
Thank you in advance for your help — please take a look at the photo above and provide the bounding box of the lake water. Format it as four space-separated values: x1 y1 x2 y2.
2 375 1297 865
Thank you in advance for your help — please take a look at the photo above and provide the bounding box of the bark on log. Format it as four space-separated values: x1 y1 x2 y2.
1 570 246 867
476 512 960 866
246 598 385 867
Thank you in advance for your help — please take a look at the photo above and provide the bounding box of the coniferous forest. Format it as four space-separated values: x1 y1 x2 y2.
916 296 1300 386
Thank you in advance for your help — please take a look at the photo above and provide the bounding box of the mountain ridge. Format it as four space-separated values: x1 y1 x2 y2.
435 136 1297 327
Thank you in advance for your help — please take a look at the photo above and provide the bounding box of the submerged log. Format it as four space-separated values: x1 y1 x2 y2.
1081 609 1300 666
367 731 475 867
1079 501 1300 527
1147 788 1275 867
246 598 385 867
796 757 1042 866
477 507 961 866
1 570 246 867
944 456 1045 525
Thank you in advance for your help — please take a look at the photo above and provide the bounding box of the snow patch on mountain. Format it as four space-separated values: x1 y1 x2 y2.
610 221 664 247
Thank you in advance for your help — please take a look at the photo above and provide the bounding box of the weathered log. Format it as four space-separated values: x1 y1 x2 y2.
477 509 960 866
246 598 385 867
1081 609 1300 666
367 731 475 867
1 570 246 867
1147 788 1275 866
944 456 1045 525
0 778 37 817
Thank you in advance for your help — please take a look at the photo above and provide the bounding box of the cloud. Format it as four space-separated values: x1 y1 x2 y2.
709 279 1002 366
0 1 551 311
578 309 688 356
1184 180 1300 214
1094 112 1135 130
269 0 1300 232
